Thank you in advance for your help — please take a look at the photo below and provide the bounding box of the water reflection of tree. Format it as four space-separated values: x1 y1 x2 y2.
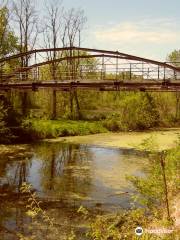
0 156 8 177
0 202 31 240
0 157 32 193
14 159 32 192
6 159 32 193
0 151 33 238
35 143 93 201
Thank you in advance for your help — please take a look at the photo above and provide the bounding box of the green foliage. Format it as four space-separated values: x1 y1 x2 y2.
0 100 12 143
88 214 122 240
2 89 177 144
105 71 143 81
19 182 76 240
128 139 180 215
20 80 179 134
135 135 159 152
102 117 123 131
0 7 18 57
80 207 171 240
20 182 56 226
167 49 180 67
102 93 159 131
0 95 23 143
22 119 108 139
119 93 159 130
77 205 89 216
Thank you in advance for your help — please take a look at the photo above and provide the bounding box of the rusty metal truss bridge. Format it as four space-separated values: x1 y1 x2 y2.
0 46 180 92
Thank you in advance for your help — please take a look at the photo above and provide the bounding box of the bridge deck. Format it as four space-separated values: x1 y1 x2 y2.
0 80 180 92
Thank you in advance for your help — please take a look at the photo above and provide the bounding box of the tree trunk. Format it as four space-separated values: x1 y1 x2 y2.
74 90 81 119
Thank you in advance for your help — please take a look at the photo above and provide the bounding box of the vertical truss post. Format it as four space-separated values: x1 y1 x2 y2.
122 71 125 80
35 52 37 82
77 50 79 80
73 48 76 81
66 49 68 81
104 64 106 80
163 66 166 81
70 47 72 81
19 57 21 81
37 67 39 81
116 57 118 81
77 34 80 80
158 66 160 80
70 47 75 82
80 65 82 79
130 63 132 80
101 55 105 80
142 62 144 80
147 68 150 79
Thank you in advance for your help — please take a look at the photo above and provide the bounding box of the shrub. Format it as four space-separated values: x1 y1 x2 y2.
0 101 12 143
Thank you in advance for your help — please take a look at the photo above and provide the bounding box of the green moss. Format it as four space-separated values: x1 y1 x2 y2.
22 119 108 140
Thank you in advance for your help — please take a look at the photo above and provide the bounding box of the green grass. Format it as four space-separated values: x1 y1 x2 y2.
22 119 108 140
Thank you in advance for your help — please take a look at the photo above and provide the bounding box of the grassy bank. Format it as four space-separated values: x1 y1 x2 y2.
22 119 108 140
21 119 180 145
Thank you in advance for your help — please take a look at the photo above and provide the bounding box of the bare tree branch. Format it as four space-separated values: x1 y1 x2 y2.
12 0 39 67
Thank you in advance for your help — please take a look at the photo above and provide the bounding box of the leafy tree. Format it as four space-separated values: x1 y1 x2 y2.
0 5 20 142
167 49 180 67
0 100 11 143
119 93 159 130
167 50 180 120
0 5 19 81
0 6 18 57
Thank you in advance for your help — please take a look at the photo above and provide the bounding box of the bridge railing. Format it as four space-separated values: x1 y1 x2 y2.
0 66 179 83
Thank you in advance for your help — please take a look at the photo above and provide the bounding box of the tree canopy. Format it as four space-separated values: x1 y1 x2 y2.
167 49 180 67
0 7 18 57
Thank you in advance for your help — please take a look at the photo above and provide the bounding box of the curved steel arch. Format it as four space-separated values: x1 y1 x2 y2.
0 46 180 72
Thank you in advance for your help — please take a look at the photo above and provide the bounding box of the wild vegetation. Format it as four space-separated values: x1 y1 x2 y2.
0 0 179 143
1 89 179 142
8 136 178 239
84 136 180 240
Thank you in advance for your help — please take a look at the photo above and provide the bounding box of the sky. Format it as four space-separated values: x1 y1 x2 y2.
39 0 180 61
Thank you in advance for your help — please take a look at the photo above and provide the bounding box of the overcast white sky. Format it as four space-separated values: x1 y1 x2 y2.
37 0 180 61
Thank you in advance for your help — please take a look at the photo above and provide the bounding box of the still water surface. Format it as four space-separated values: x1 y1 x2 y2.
0 142 147 239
